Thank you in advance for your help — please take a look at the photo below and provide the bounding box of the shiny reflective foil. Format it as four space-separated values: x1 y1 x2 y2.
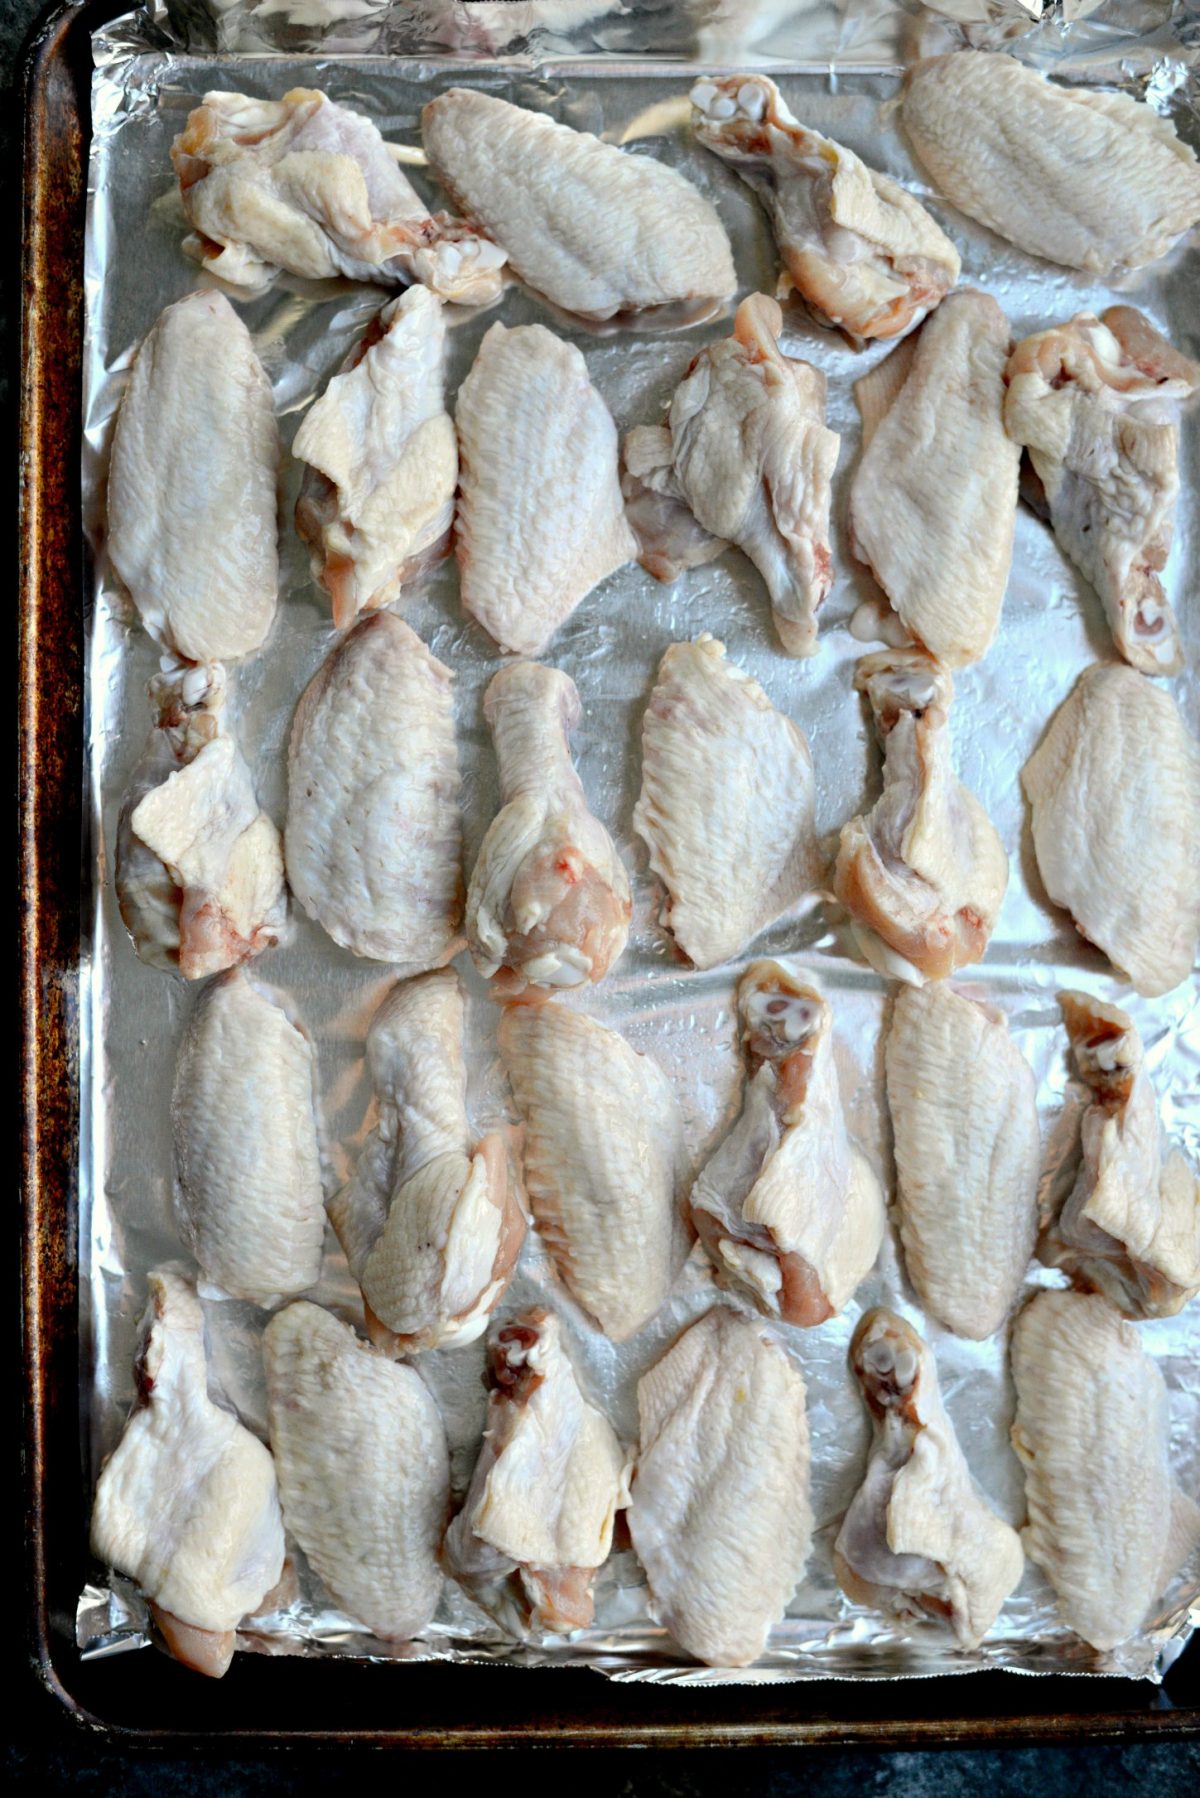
79 0 1199 1684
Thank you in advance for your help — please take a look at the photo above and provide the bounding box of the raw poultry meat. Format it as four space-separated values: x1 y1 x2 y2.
1011 1288 1200 1650
172 88 506 301
421 87 736 321
454 321 635 655
834 1308 1023 1649
442 1308 629 1635
849 289 1019 667
115 663 286 979
90 1270 286 1678
293 286 457 630
466 661 630 997
690 74 959 342
328 970 525 1351
623 293 839 656
1022 663 1200 998
834 650 1009 982
633 635 819 969
690 961 884 1325
627 1305 813 1668
107 290 278 664
902 52 1200 274
172 969 326 1304
1004 307 1199 676
263 1301 449 1639
285 613 463 965
886 982 1039 1339
498 1001 692 1340
1037 990 1200 1320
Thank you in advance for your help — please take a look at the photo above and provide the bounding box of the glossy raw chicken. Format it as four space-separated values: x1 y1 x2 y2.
1037 991 1200 1320
442 1309 629 1635
498 1002 692 1340
633 635 819 970
849 290 1019 668
454 322 635 656
886 983 1039 1339
263 1301 449 1639
421 87 736 321
627 1305 813 1668
466 662 630 997
115 663 286 979
1011 1288 1200 1651
902 53 1200 274
1004 308 1199 676
690 74 959 342
294 286 457 630
90 1271 286 1678
691 962 885 1325
834 1309 1023 1649
172 969 326 1304
1022 664 1200 998
172 88 506 301
107 291 278 664
328 970 525 1351
623 294 839 656
834 651 1009 982
285 613 463 965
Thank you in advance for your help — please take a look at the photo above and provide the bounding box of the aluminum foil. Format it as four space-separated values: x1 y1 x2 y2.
77 1 1199 1685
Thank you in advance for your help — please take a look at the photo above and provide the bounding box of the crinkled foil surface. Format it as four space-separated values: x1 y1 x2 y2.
77 0 1199 1686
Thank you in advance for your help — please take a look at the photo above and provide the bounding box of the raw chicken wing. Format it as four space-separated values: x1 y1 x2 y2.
294 286 457 630
1022 664 1200 997
633 635 819 970
627 1305 813 1668
834 1308 1023 1649
90 1270 286 1678
690 74 959 342
263 1301 449 1638
328 970 525 1351
691 961 884 1325
466 662 630 997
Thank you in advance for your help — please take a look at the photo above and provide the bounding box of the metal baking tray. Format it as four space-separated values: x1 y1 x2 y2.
19 0 1200 1744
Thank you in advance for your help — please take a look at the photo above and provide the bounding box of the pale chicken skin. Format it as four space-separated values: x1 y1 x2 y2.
1038 991 1200 1320
623 294 839 656
1004 307 1199 676
328 970 525 1352
834 651 1009 983
115 663 286 979
263 1301 449 1640
691 962 885 1326
849 289 1019 668
886 983 1039 1339
834 1309 1024 1650
442 1309 629 1636
498 1002 693 1341
107 290 278 664
628 1305 813 1668
294 286 458 630
902 53 1200 274
633 635 819 970
1011 1288 1200 1651
172 970 326 1305
466 662 630 998
90 1271 286 1679
454 322 635 656
172 88 506 301
285 613 464 966
1022 664 1200 998
690 74 960 343
421 87 736 321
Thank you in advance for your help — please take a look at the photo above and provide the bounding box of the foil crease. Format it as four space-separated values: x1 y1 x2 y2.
78 2 1199 1686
